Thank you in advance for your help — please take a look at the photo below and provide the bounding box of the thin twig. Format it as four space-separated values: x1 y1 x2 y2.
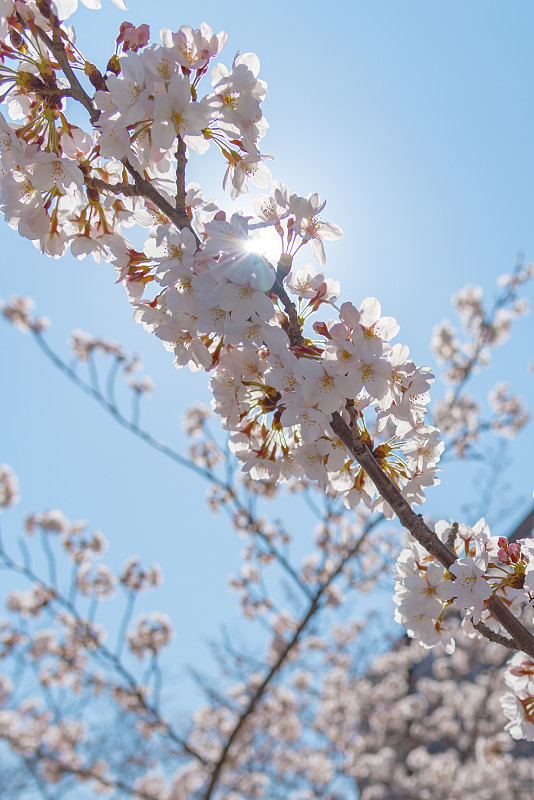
0 540 207 765
28 329 312 601
175 136 188 215
84 176 141 197
202 517 380 800
446 521 459 551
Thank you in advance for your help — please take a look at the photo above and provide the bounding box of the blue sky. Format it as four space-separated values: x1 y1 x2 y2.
0 0 533 707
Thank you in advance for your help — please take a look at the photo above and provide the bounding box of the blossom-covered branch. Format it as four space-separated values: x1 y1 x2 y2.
0 4 533 789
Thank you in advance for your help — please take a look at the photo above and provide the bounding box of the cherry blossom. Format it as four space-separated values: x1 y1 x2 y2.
0 9 532 786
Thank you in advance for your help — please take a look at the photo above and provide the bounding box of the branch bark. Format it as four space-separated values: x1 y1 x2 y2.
35 25 97 121
122 160 199 241
329 411 534 658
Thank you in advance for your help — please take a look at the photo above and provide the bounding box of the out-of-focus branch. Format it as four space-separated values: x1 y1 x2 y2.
432 264 533 457
25 326 310 600
509 507 534 544
0 528 207 766
202 518 380 800
27 750 162 800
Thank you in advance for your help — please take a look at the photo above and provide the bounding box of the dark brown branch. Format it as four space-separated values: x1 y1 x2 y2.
329 411 534 659
123 160 200 244
331 412 455 566
472 619 516 650
202 597 321 799
273 275 304 346
485 596 534 655
84 176 140 197
175 136 188 215
34 25 97 121
268 279 534 657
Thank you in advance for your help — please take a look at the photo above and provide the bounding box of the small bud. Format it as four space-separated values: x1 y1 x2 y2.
86 187 100 204
107 54 121 76
497 536 508 549
497 547 509 564
84 62 106 91
9 30 24 49
508 543 521 563
313 321 330 339
36 0 52 18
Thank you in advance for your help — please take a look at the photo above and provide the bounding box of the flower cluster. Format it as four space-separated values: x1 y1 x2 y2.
395 519 534 671
394 519 534 745
1 295 49 332
0 7 445 515
431 268 532 456
127 612 173 659
0 6 270 259
501 653 534 742
125 178 442 516
0 463 19 509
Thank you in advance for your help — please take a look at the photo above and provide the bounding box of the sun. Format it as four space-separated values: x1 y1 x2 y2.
244 226 280 264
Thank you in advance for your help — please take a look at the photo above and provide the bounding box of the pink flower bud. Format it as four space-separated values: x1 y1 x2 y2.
510 666 525 676
508 543 521 562
497 548 509 564
313 321 330 339
117 21 151 52
497 537 508 549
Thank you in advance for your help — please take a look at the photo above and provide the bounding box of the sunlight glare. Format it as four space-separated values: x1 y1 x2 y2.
245 227 280 264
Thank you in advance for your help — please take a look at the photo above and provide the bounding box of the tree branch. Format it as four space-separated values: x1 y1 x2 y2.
472 619 516 651
273 275 304 346
175 136 188 215
34 25 97 121
0 537 207 766
202 518 380 800
26 328 310 600
329 411 534 659
84 176 140 197
123 159 200 244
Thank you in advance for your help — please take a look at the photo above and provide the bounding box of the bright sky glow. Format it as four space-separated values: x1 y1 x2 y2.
245 226 281 264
